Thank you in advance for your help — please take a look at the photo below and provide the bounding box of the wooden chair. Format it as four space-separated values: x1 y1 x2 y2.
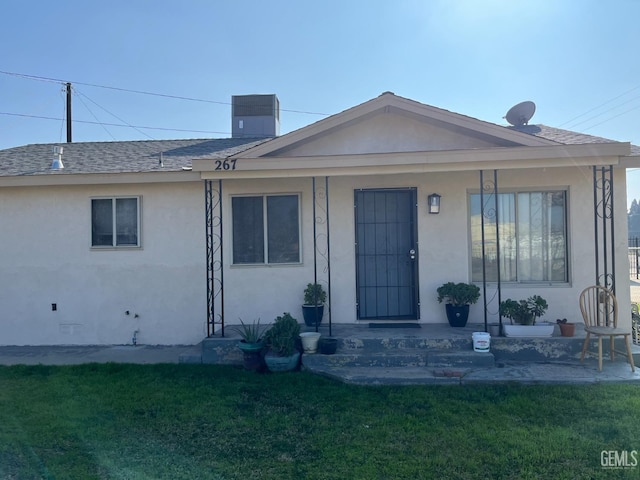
579 286 635 372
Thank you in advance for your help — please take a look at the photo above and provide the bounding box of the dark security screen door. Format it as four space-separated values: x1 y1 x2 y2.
355 188 419 320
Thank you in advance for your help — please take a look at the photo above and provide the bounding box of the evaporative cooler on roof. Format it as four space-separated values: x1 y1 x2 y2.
232 94 280 138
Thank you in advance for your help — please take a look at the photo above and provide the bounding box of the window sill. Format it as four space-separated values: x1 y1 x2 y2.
91 245 142 251
231 262 303 268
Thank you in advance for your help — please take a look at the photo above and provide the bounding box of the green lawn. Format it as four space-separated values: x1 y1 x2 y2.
0 364 638 479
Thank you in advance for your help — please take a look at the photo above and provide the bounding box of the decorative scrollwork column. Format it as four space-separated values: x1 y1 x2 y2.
312 177 332 335
479 170 502 333
205 179 224 336
593 166 616 292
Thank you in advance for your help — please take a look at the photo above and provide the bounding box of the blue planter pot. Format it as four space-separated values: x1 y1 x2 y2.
302 305 324 327
237 341 264 371
264 351 300 372
445 304 470 328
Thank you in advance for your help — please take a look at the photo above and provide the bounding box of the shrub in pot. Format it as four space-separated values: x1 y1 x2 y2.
499 296 548 325
500 295 553 337
436 282 481 327
263 312 301 372
302 283 327 327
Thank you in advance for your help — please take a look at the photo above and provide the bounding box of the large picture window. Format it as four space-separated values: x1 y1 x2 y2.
232 194 300 264
470 190 568 283
91 197 140 247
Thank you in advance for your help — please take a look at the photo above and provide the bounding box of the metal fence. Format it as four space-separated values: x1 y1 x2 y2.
630 237 639 279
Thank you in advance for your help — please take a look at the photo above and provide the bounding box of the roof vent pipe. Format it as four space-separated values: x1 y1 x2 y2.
51 146 64 170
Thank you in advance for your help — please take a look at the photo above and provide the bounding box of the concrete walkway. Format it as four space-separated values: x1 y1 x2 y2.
0 345 200 366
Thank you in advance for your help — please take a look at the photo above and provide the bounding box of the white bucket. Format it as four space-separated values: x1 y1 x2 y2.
472 332 491 352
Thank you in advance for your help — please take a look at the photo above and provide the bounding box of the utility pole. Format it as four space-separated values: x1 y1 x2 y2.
66 82 72 143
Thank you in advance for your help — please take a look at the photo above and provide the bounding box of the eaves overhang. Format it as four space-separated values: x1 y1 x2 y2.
620 154 640 168
0 170 201 188
194 142 630 180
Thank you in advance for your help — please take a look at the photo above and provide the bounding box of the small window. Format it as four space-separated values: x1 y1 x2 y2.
91 197 140 247
232 194 300 264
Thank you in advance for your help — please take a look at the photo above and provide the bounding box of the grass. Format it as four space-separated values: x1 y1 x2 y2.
0 364 639 479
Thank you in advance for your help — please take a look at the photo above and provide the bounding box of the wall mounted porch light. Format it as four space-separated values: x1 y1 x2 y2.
428 193 441 214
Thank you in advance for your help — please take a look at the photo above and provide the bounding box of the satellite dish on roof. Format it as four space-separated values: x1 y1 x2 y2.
505 101 536 126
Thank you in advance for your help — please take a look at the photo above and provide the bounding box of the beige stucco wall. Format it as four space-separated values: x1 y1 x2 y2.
219 166 631 330
0 182 206 345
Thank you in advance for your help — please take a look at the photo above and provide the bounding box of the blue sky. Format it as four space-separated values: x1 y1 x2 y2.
1 0 639 206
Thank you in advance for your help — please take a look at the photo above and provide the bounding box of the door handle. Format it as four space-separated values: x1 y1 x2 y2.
409 249 416 260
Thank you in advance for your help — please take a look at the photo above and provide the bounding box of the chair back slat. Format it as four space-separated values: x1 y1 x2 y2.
579 286 617 328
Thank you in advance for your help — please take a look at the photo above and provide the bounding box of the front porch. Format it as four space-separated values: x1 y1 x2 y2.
193 322 640 385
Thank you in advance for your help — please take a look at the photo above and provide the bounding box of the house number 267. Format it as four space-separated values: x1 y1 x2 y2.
214 159 237 171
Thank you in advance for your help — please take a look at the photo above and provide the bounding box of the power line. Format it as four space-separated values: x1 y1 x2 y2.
74 87 154 140
562 95 640 130
0 111 234 136
580 103 640 133
0 69 331 116
559 83 640 128
558 83 640 136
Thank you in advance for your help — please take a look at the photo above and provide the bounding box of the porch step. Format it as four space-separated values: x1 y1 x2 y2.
340 336 473 352
303 349 427 368
427 350 495 368
302 349 494 368
301 365 467 386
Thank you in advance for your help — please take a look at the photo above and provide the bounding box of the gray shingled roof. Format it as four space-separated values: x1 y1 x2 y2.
0 137 270 177
508 124 624 145
1 121 638 179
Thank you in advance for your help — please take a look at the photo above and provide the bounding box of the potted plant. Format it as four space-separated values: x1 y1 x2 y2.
500 295 553 337
263 312 301 372
556 318 576 337
232 318 266 371
318 336 338 355
302 283 327 327
436 282 481 327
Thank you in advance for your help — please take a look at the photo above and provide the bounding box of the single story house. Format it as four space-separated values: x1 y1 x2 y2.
0 92 638 345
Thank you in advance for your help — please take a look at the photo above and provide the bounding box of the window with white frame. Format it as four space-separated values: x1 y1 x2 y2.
91 197 140 247
469 190 568 283
232 194 300 264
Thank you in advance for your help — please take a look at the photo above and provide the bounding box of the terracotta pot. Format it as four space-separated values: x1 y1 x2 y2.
558 323 576 337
